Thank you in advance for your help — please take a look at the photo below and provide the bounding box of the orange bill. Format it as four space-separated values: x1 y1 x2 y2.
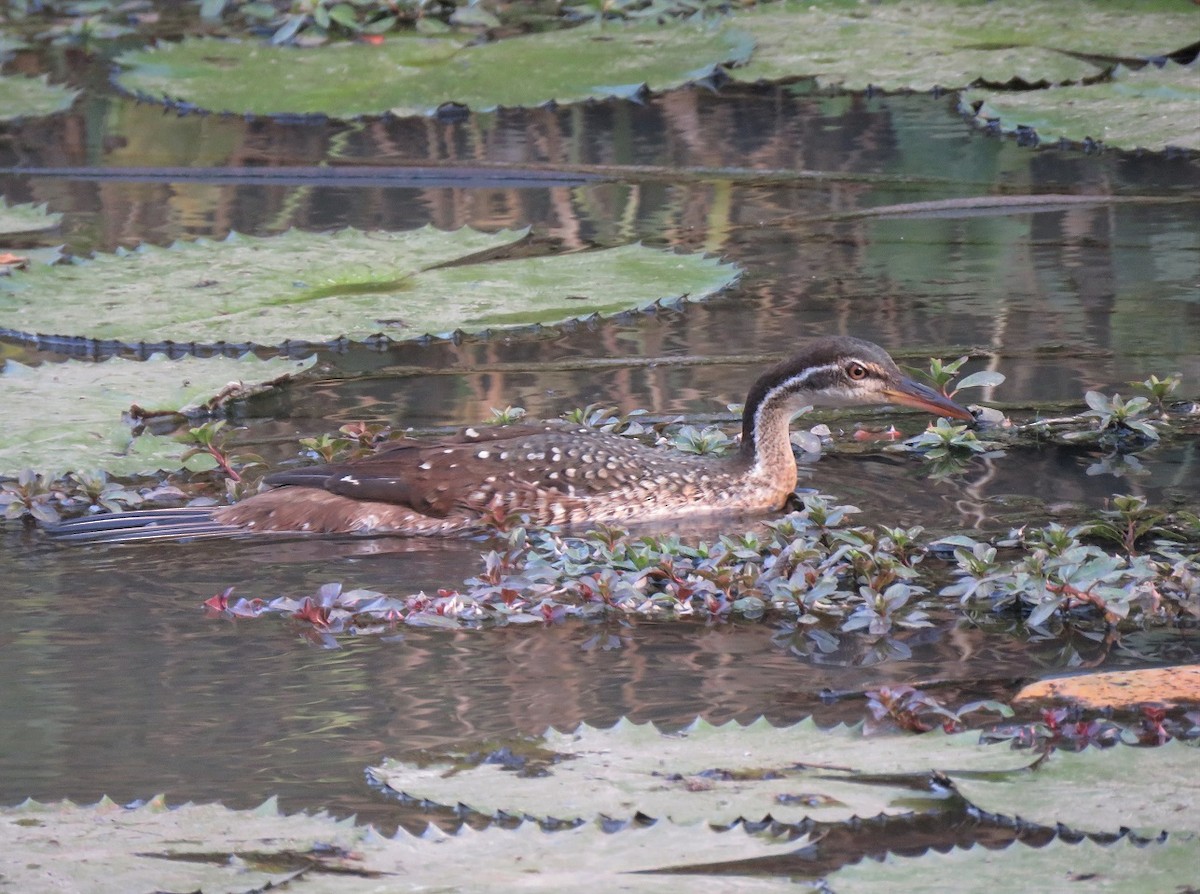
883 379 975 421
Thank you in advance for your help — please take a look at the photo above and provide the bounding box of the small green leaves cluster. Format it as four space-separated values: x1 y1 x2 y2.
178 420 267 484
203 0 429 45
564 0 735 26
668 423 735 456
561 403 652 436
939 505 1198 629
1081 390 1160 442
0 469 176 525
910 354 1005 400
1032 371 1184 451
895 354 1006 475
904 417 989 460
487 406 527 425
219 496 945 636
1134 372 1182 413
196 0 736 45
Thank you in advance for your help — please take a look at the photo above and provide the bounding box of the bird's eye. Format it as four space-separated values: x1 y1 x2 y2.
846 362 868 380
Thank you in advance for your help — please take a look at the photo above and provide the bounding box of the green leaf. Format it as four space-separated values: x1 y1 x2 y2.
0 200 61 236
0 73 79 121
826 836 1200 894
1084 390 1113 413
0 226 739 348
113 24 754 118
198 0 227 19
0 797 807 893
0 354 315 478
369 717 1038 825
730 0 1194 92
450 4 501 28
962 60 1200 151
371 718 1200 835
952 739 1200 836
327 3 361 31
954 370 1005 390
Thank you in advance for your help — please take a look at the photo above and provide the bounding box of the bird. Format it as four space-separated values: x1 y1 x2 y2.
47 336 974 542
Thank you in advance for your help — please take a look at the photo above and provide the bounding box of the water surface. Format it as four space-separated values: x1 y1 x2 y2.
2 69 1198 832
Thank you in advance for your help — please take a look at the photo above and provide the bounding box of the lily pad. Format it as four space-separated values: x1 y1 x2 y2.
731 0 1195 92
826 836 1200 894
0 226 740 348
114 23 754 118
369 717 1035 825
0 72 79 121
962 60 1200 151
369 717 1200 834
0 200 61 236
0 796 807 894
0 353 316 478
949 738 1200 836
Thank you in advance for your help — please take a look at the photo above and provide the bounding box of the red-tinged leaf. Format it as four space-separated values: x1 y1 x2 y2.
203 587 235 611
293 596 332 628
853 426 903 442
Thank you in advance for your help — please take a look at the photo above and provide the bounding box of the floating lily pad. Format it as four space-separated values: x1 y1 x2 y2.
0 353 315 478
826 836 1200 894
962 60 1200 151
369 717 1200 834
731 0 1195 92
0 796 806 894
0 226 740 349
369 717 1034 825
0 200 61 236
949 738 1200 836
0 72 79 121
114 23 754 118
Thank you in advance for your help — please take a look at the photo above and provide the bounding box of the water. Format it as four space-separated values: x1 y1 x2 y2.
1 64 1198 836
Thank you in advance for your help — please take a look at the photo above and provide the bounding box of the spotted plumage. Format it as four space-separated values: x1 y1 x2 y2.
47 337 974 542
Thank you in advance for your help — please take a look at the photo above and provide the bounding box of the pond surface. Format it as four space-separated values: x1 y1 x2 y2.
1 54 1198 842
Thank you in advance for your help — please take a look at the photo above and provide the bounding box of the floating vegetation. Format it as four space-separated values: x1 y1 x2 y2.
201 486 1198 643
0 227 739 349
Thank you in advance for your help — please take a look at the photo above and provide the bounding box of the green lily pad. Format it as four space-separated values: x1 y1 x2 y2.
0 796 807 894
369 717 1033 825
0 353 316 478
731 0 1195 92
949 738 1200 836
826 836 1200 894
370 717 1200 834
0 200 61 236
0 72 79 121
0 226 740 348
962 60 1200 151
114 23 754 118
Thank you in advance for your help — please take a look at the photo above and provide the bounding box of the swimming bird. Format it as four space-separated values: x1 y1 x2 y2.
47 336 973 541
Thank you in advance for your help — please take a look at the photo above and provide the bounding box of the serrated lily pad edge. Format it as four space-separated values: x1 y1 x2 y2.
0 230 741 352
366 716 1200 835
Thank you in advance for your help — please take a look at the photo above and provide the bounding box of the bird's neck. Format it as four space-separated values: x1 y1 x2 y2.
736 377 802 502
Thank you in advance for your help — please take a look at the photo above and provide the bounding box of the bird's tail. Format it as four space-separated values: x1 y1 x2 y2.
44 507 239 543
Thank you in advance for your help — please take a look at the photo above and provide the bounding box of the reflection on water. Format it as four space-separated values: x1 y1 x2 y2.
1 75 1198 821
